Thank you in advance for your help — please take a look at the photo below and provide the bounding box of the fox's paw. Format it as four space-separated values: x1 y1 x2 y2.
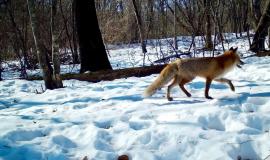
186 93 192 97
167 97 173 101
205 96 213 99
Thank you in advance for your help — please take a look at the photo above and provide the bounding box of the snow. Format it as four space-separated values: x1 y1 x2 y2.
1 35 270 160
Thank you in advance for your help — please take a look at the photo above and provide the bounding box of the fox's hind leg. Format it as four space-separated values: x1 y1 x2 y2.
179 78 194 97
167 76 178 101
214 78 235 91
205 78 213 99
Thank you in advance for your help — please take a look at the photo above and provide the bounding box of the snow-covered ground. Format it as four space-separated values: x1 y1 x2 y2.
1 35 270 160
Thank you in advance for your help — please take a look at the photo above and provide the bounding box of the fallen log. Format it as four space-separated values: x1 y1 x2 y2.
256 50 270 57
27 64 166 83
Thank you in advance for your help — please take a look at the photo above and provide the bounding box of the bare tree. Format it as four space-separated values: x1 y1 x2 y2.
176 0 205 54
27 0 62 89
51 0 63 88
4 0 29 77
268 28 270 48
204 0 213 50
250 0 270 52
72 0 79 64
74 0 112 73
131 0 147 65
250 0 262 27
59 0 79 64
146 0 154 39
173 0 178 50
0 56 2 81
210 0 226 51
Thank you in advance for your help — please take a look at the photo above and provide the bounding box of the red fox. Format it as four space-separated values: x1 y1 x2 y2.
143 47 244 100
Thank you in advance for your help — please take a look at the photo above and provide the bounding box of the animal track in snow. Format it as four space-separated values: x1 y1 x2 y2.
137 132 152 144
94 119 114 129
52 135 77 148
4 130 46 142
94 130 113 152
129 121 151 130
73 103 88 109
198 115 225 131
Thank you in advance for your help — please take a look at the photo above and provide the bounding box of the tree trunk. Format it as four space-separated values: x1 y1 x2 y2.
173 0 178 50
51 0 63 88
250 0 270 52
131 0 147 58
71 0 80 64
59 0 78 65
0 57 2 81
74 0 112 73
204 0 213 50
247 25 252 47
13 40 27 78
268 28 270 48
146 0 154 39
250 0 262 27
5 1 30 71
27 0 56 89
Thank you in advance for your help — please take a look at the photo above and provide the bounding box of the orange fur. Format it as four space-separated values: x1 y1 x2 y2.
143 47 242 100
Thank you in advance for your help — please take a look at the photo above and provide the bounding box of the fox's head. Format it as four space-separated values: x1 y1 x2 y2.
228 47 244 68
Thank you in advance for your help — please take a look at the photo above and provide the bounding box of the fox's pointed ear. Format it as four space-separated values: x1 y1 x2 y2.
233 47 238 52
229 47 234 51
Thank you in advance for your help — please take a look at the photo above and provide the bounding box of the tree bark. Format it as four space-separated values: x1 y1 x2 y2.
72 0 80 64
27 0 56 89
268 27 270 48
204 0 213 50
250 0 270 52
131 0 147 57
0 57 2 81
28 64 166 83
5 0 30 74
250 0 262 27
5 1 30 69
51 0 63 88
59 0 78 65
146 0 154 39
74 0 112 73
173 0 178 50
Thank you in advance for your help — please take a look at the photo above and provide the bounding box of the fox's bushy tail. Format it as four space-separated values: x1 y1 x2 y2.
143 63 178 97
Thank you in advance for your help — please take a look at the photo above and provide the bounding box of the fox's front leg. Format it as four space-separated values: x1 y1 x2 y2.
214 78 235 91
205 78 213 99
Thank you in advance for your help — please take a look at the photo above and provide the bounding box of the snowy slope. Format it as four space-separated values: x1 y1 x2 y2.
1 36 270 160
